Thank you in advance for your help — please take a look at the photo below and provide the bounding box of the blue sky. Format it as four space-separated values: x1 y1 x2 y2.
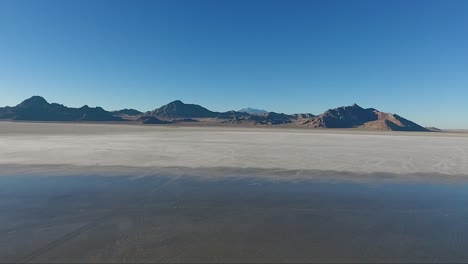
1 0 467 128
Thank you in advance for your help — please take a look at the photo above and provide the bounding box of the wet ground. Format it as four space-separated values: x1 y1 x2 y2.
2 174 468 263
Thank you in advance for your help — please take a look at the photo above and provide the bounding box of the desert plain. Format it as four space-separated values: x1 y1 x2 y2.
2 121 468 263
1 121 468 178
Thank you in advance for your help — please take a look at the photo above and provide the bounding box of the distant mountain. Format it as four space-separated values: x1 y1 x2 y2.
0 106 15 119
216 110 251 120
0 96 122 121
146 100 218 118
292 113 315 119
17 95 49 108
0 96 429 131
222 112 293 125
112 109 142 116
145 100 276 122
260 112 293 125
238 108 269 115
302 104 428 131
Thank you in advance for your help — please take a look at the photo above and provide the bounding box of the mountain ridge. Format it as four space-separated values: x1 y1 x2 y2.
0 96 122 121
145 100 219 118
238 107 269 115
302 104 428 131
0 96 431 131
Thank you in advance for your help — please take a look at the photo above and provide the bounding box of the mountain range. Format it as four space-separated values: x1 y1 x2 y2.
238 108 269 115
0 96 430 131
0 96 121 121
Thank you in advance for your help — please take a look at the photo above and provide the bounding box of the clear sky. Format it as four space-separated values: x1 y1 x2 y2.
1 0 467 128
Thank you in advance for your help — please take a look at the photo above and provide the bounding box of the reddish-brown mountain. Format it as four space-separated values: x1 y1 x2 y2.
302 104 428 131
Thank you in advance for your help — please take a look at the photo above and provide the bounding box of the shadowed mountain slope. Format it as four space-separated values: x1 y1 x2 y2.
138 116 170 124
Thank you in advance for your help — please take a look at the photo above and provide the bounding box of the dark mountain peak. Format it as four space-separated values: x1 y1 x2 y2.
146 100 217 118
80 105 105 111
170 100 184 105
323 104 364 117
333 103 363 111
307 104 379 128
162 100 185 109
161 100 187 111
17 96 49 107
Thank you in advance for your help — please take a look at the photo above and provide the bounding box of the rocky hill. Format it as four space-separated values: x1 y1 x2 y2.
302 104 428 131
0 96 122 121
145 100 218 118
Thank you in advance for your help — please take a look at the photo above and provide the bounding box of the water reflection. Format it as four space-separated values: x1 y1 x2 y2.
1 175 468 262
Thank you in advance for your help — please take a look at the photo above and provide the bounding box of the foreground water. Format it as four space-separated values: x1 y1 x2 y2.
1 175 468 263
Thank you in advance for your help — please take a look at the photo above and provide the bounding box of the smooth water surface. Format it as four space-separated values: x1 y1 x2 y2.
1 175 468 263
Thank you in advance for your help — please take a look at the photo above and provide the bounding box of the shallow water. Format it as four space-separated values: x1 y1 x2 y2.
2 175 468 263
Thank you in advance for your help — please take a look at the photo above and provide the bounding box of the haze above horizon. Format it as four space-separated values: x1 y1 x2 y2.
1 0 467 128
